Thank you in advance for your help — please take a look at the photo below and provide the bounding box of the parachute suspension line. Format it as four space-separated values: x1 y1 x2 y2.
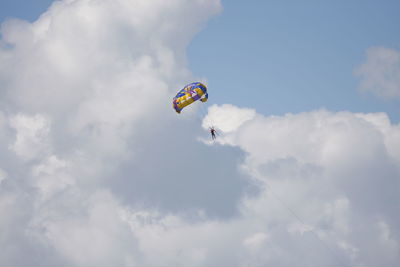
194 107 205 125
262 180 349 267
192 102 208 128
199 103 207 120
196 102 207 125
199 101 214 129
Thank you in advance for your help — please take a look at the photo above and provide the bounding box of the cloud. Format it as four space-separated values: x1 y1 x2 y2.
1 1 400 267
355 47 400 100
204 105 400 267
8 113 51 160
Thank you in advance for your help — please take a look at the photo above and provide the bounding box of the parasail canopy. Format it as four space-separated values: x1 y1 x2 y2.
172 82 208 113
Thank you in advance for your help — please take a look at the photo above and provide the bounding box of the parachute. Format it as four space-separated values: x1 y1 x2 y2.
172 82 208 113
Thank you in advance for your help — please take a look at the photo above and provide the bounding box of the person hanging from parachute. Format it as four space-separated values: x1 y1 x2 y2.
209 126 218 140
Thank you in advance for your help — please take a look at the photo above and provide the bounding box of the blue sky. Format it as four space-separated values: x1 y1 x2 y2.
1 0 399 121
188 0 400 121
0 0 54 22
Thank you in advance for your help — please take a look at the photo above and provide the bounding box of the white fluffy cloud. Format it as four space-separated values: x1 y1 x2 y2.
8 113 51 159
1 1 400 267
355 47 400 99
204 105 400 267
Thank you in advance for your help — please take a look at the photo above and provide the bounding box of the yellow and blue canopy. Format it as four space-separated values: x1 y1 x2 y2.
172 82 208 113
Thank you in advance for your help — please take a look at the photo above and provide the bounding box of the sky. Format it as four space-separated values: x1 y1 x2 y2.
0 1 399 267
187 0 400 121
